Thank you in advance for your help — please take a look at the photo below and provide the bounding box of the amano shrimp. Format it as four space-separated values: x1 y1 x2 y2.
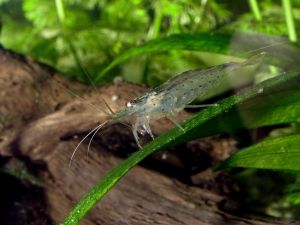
70 52 265 163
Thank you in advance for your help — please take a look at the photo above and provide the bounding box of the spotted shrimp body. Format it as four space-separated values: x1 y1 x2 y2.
112 53 264 147
70 53 264 163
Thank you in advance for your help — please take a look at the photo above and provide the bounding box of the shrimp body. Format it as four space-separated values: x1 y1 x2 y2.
70 53 264 163
112 53 264 147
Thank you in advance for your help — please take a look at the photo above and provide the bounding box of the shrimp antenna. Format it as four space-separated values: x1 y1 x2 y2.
69 120 109 167
55 81 105 114
68 38 111 115
242 39 289 56
85 98 114 156
100 98 132 129
67 38 96 87
87 123 103 156
101 98 115 115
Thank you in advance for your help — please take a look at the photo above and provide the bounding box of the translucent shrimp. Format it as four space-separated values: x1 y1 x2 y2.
69 52 264 164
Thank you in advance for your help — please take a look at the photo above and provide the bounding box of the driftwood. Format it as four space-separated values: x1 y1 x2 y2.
0 47 299 225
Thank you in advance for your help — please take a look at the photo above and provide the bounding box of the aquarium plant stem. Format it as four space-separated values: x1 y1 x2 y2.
248 0 261 21
55 0 66 24
282 0 297 42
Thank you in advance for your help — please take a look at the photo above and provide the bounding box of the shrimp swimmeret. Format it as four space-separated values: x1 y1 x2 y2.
70 53 265 162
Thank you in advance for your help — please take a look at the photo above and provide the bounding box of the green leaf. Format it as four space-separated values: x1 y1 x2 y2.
191 84 300 138
216 134 300 171
62 70 300 225
0 168 44 186
95 32 300 82
95 33 233 82
23 0 58 28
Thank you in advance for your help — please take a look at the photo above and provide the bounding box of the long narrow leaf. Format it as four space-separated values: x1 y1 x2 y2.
62 70 300 225
95 33 232 82
216 134 300 171
191 86 300 139
96 32 300 82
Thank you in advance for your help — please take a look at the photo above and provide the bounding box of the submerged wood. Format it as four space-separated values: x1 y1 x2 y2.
0 47 298 225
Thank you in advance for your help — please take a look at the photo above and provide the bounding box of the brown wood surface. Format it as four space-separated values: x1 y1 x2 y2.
0 47 298 225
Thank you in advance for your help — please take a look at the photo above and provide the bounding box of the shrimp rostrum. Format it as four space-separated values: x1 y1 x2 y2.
70 53 264 162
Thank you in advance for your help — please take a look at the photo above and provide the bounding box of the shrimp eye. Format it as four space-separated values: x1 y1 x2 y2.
127 99 137 107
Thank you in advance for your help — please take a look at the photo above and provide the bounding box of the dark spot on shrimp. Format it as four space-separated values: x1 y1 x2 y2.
222 62 235 68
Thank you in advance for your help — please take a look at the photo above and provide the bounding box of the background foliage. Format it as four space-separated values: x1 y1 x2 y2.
1 0 300 223
1 0 297 84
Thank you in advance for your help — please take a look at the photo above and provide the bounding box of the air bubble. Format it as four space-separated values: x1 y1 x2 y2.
111 95 118 101
113 76 123 83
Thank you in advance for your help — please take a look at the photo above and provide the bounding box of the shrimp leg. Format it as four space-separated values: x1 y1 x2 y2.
143 116 155 140
132 116 156 148
166 114 185 133
132 118 143 148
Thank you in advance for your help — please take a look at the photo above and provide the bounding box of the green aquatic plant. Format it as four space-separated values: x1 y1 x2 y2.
62 66 300 225
1 0 300 224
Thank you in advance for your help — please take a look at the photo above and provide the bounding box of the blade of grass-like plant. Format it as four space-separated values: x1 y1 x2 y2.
248 0 262 21
282 0 297 42
216 134 300 171
0 168 44 186
62 70 300 225
95 33 232 82
190 84 300 139
95 32 300 83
